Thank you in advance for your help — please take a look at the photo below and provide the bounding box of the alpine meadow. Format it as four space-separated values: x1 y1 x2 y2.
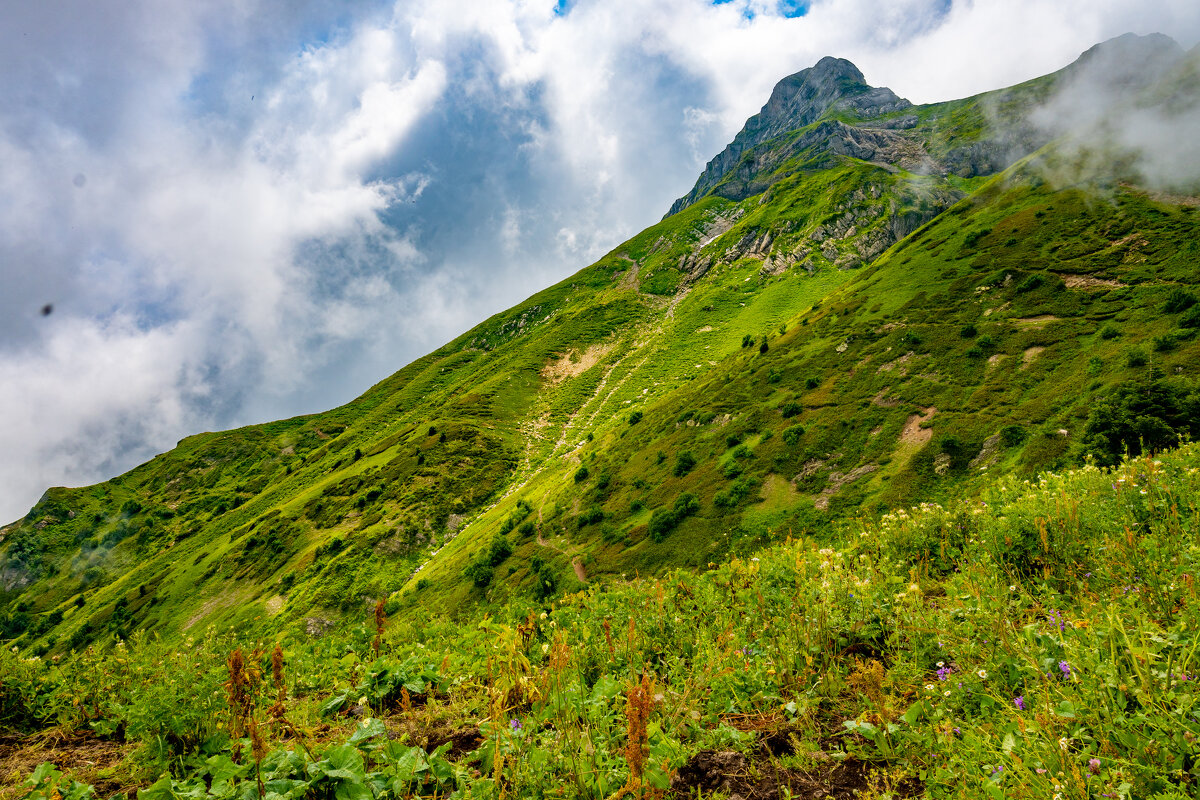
5 30 1200 800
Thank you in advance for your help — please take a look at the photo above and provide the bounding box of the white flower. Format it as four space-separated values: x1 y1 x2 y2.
926 684 935 691
1058 737 1069 751
936 661 944 667
1009 585 1016 592
943 690 951 697
978 670 988 679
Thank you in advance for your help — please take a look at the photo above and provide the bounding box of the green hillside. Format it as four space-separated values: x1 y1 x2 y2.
2 34 1199 663
6 439 1200 799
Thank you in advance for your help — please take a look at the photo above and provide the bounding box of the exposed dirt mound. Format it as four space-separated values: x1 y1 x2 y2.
541 343 612 382
0 731 130 800
669 749 920 800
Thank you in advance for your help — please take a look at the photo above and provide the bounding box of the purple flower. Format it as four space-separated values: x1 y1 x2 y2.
1088 757 1101 775
1014 695 1025 711
937 666 953 681
1059 660 1071 678
509 719 522 730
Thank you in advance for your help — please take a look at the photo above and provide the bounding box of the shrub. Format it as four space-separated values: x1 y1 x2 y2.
1182 307 1200 328
517 521 535 537
805 377 821 390
1153 334 1177 353
1126 348 1148 368
1164 289 1197 314
782 425 805 446
673 451 696 477
725 433 743 449
781 402 802 419
464 561 493 588
960 323 977 339
485 535 512 566
759 339 769 354
1016 274 1043 293
628 411 643 425
963 227 991 248
1100 324 1120 340
529 555 557 600
577 506 604 528
1081 375 1200 466
742 334 755 348
648 493 700 542
574 466 590 483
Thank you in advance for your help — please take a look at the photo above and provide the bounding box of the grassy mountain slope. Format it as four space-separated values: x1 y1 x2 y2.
6 441 1200 800
2 35 1198 655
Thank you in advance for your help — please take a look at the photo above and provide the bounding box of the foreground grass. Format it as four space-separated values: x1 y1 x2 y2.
6 444 1200 799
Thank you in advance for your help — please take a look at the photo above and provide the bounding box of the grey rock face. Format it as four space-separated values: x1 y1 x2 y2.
668 57 911 216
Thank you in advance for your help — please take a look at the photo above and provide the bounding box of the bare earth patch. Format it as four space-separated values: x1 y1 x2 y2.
670 749 920 800
541 343 612 382
1022 346 1045 368
814 465 878 511
868 391 897 410
265 595 285 616
1057 273 1125 290
1014 315 1059 326
876 351 915 375
987 353 1005 368
899 407 937 445
0 732 131 800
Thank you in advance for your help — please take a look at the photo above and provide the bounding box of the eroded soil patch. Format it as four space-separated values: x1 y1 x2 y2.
670 749 920 800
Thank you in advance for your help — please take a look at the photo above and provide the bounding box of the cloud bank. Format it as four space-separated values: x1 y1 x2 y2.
2 0 1198 522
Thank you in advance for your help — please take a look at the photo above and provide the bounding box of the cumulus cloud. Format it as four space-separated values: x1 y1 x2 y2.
2 0 1198 521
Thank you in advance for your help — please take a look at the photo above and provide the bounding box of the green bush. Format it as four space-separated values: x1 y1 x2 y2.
782 425 805 446
1100 324 1120 340
673 451 696 477
960 323 977 339
1126 348 1148 368
648 493 700 542
1081 376 1200 466
1000 425 1027 447
1015 274 1043 293
628 410 643 425
781 402 802 419
573 466 589 483
1164 289 1197 314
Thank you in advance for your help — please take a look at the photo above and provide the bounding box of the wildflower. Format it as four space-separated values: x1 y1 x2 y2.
978 669 988 679
1014 695 1025 711
936 661 944 667
1088 758 1100 775
944 690 951 697
926 684 935 691
1059 661 1071 678
1058 737 1069 751
510 719 522 730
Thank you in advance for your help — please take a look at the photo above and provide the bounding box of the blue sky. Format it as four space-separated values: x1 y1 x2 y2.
0 0 1197 522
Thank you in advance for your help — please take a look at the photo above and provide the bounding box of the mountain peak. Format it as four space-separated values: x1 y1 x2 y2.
667 56 910 216
1064 32 1183 91
747 56 908 143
